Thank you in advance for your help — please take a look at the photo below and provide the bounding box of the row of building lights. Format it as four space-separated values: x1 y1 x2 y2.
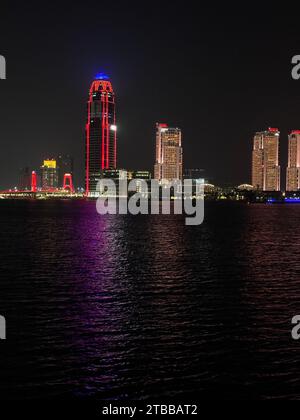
252 128 300 192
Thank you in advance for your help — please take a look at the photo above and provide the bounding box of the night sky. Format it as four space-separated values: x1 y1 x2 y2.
1 5 300 189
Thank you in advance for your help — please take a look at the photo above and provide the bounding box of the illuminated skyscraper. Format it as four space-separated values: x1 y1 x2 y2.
154 123 183 184
286 131 300 191
251 128 280 191
85 74 117 195
41 159 58 190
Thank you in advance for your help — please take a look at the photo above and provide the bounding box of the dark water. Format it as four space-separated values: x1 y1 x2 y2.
0 200 300 400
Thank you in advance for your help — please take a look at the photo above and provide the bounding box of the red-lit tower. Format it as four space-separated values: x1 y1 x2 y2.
85 74 117 195
63 173 74 193
31 171 37 192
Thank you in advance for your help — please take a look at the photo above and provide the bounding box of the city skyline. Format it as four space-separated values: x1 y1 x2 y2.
7 69 300 195
3 7 300 405
9 88 300 193
16 154 74 192
2 8 300 190
9 116 300 193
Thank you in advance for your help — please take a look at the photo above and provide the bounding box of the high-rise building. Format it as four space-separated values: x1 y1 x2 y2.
41 159 58 190
154 123 183 184
251 128 280 191
57 154 74 188
85 74 117 195
287 131 300 191
18 167 31 191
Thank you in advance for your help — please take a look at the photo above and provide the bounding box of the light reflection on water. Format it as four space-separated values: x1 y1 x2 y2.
0 201 300 400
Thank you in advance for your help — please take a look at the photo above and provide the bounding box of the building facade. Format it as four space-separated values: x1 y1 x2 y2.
85 74 117 195
154 123 183 184
286 131 300 192
41 159 58 190
251 128 280 191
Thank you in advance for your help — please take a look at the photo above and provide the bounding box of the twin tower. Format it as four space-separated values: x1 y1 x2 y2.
252 128 300 192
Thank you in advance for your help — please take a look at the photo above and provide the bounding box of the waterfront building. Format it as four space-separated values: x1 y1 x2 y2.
252 128 280 191
154 123 183 184
41 159 58 190
85 74 117 196
286 131 300 191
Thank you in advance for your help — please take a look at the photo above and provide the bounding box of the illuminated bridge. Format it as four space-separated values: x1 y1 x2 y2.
0 172 83 199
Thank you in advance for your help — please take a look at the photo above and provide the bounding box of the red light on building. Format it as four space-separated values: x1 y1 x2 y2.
85 76 117 195
31 171 37 192
291 130 300 135
268 127 279 133
63 173 74 193
158 123 168 128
